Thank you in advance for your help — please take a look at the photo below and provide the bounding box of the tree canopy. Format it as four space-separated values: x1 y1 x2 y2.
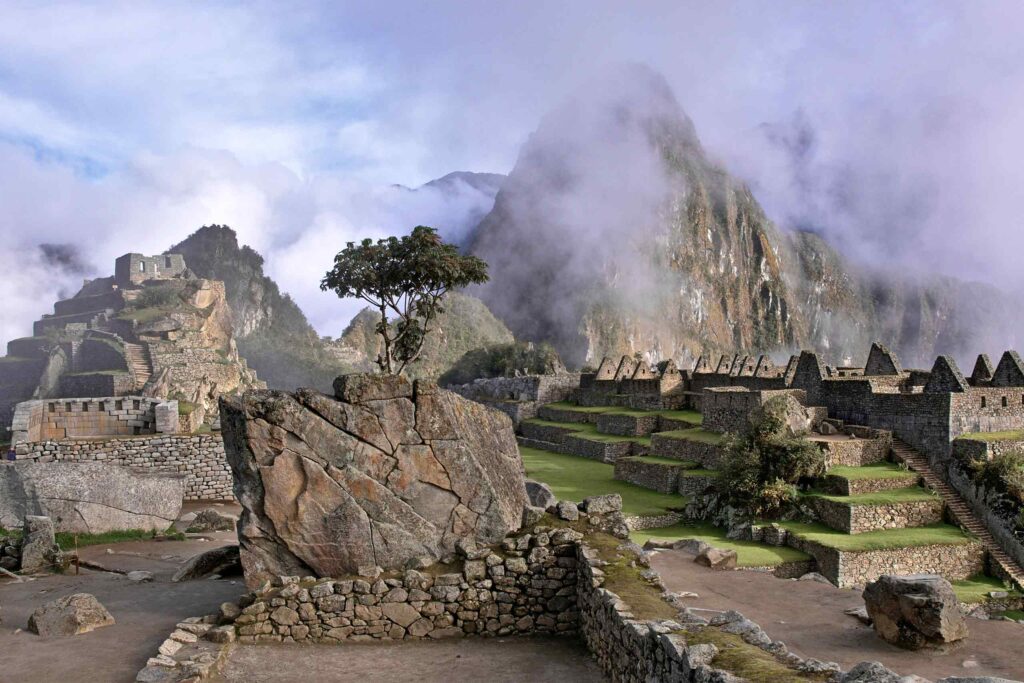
321 226 489 375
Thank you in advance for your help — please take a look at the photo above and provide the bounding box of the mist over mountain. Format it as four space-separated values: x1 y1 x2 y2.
469 64 1020 369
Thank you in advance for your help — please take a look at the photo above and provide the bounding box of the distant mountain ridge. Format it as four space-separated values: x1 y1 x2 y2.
468 64 1019 369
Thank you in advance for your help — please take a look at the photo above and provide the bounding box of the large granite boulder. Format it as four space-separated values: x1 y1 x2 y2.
28 593 115 636
863 574 968 649
0 462 185 534
220 374 529 586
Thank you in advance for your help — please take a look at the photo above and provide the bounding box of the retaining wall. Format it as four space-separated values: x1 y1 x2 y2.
11 433 231 501
649 435 725 469
807 496 944 534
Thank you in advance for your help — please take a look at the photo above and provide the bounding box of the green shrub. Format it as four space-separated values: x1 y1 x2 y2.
135 283 183 309
716 397 825 517
970 451 1024 506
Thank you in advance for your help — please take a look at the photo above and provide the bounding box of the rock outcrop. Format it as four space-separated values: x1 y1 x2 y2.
0 462 185 533
20 515 59 573
863 574 968 649
220 374 528 586
28 593 115 636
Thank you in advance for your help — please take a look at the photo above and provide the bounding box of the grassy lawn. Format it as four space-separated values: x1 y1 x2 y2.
566 423 652 446
777 521 975 552
999 609 1024 621
805 486 938 506
519 446 686 517
655 428 725 445
522 418 590 431
952 574 1022 603
656 409 703 425
619 455 699 468
825 463 917 481
631 522 811 568
956 430 1024 443
680 468 720 478
1 527 185 550
542 401 616 414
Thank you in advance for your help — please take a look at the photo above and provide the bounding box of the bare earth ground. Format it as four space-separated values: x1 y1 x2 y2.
651 549 1024 682
218 638 605 682
0 532 245 683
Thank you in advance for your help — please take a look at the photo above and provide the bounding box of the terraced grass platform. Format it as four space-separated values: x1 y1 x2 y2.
803 486 944 534
775 521 984 587
520 446 686 519
632 523 811 570
822 462 919 495
952 574 1023 604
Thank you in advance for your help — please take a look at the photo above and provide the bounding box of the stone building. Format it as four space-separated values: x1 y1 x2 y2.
114 253 187 286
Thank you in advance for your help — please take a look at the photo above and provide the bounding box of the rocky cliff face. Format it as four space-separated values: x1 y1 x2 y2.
469 65 1019 369
168 226 360 393
220 374 528 586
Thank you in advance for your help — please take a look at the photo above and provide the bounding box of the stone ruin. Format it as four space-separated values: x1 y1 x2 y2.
219 374 529 586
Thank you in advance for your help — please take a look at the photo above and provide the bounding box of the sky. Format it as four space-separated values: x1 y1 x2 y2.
1 1 1023 347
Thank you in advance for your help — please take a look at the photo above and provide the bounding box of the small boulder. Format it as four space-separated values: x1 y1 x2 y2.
521 505 545 528
172 545 241 582
580 494 622 515
672 539 711 555
863 574 968 649
798 572 832 585
525 479 557 510
839 661 902 683
20 516 59 573
185 508 237 533
126 571 154 583
555 501 579 521
28 593 115 636
694 547 737 571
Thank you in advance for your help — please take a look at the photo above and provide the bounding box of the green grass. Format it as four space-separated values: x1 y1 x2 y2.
520 446 686 517
563 422 652 446
630 523 811 568
680 468 720 478
952 574 1022 603
825 463 917 481
542 401 616 414
999 609 1024 621
687 628 825 683
805 486 939 506
522 418 590 431
601 408 703 425
956 430 1024 443
777 521 975 552
621 455 699 468
55 528 185 550
655 428 725 445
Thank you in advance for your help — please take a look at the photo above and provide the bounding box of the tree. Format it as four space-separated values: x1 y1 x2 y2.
321 226 489 375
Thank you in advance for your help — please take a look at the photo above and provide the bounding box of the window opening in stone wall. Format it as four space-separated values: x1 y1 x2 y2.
115 399 123 411
165 256 172 268
82 402 89 412
1002 396 1008 407
65 402 73 411
133 400 140 410
48 402 55 412
981 397 987 408
139 261 145 272
98 401 105 411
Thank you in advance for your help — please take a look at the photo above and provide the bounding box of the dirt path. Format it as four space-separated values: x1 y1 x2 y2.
219 637 605 682
651 549 1024 682
0 535 245 683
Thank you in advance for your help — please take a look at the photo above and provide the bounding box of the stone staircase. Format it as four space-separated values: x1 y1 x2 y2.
124 342 153 390
891 438 1024 590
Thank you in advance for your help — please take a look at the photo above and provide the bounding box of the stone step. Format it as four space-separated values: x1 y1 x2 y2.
891 439 1024 589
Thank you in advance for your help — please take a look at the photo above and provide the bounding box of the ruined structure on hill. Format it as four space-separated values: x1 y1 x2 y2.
0 253 264 441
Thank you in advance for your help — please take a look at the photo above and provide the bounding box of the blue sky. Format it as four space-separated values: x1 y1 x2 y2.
1 1 1023 345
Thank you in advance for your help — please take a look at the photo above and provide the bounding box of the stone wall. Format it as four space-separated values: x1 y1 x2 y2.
597 412 658 436
562 435 637 463
813 435 891 467
613 457 683 493
10 433 231 501
448 374 581 426
785 535 984 588
947 456 1024 576
676 473 719 497
701 388 803 434
57 371 135 399
952 435 1024 463
234 526 584 644
649 434 726 469
10 396 173 444
807 496 944 534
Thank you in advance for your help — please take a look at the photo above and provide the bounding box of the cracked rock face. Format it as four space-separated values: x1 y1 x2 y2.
220 374 528 587
0 462 185 533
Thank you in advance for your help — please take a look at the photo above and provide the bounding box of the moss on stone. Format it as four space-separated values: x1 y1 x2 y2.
687 628 826 682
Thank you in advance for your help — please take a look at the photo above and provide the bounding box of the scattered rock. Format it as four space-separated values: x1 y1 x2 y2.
863 574 968 649
20 516 59 573
988 590 1009 599
172 545 241 582
556 500 579 521
694 547 737 571
844 606 872 625
672 539 711 555
126 571 154 583
525 479 557 510
185 508 237 533
799 572 832 585
521 505 545 528
27 593 115 636
580 493 622 515
839 661 902 683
